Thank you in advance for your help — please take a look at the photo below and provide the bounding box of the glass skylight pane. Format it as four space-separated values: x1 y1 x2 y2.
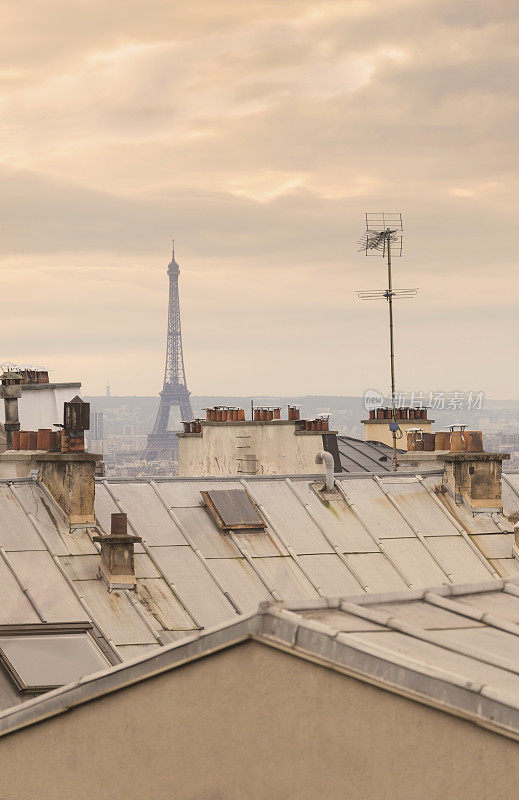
0 634 109 690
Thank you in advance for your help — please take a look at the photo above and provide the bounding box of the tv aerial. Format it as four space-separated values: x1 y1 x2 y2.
357 213 418 471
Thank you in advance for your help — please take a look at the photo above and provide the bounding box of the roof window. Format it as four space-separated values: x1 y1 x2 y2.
0 623 110 694
201 489 266 532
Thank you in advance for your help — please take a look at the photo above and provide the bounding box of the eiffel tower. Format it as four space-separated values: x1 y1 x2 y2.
145 243 193 461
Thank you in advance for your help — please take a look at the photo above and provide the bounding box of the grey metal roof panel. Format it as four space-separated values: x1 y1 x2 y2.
0 485 46 552
93 481 120 532
251 556 320 601
346 553 408 592
75 580 158 646
370 600 485 630
137 579 195 631
231 529 288 558
439 625 519 661
298 554 363 595
298 608 385 632
338 479 415 539
7 551 88 623
243 481 334 555
0 557 40 624
502 472 519 511
149 545 238 628
380 538 450 587
172 507 241 559
207 558 271 615
421 475 503 533
501 475 519 518
8 484 75 557
106 482 186 547
58 527 98 556
116 644 162 660
154 479 246 508
9 482 69 536
454 589 519 622
134 554 162 579
490 558 519 578
288 481 378 553
57 554 98 582
425 537 495 583
382 480 459 536
471 533 514 559
117 644 162 661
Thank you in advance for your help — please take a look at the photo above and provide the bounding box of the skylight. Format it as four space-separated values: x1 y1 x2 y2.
201 489 266 531
0 630 110 693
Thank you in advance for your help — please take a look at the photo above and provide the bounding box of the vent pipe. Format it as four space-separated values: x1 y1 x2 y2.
315 450 334 492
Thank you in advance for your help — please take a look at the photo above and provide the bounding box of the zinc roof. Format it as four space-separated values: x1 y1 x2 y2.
5 578 519 741
336 435 403 473
0 470 517 710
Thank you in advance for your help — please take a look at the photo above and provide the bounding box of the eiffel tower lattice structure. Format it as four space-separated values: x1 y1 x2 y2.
145 244 193 461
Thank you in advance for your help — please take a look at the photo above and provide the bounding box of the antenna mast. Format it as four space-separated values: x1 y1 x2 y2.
357 213 418 471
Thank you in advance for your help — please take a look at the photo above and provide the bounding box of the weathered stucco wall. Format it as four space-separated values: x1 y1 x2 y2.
178 422 327 476
0 453 97 523
0 641 518 800
38 459 96 524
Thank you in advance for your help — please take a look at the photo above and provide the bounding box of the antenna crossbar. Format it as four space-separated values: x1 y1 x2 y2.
356 212 417 471
357 289 418 300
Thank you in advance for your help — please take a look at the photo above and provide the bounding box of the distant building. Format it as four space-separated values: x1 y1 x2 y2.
178 405 340 477
90 411 104 440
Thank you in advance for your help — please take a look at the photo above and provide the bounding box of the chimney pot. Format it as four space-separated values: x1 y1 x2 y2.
36 429 52 451
111 512 128 535
465 430 483 452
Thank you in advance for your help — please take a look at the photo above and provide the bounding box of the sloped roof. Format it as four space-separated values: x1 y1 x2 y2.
4 578 519 741
0 471 516 710
336 435 404 473
501 472 519 521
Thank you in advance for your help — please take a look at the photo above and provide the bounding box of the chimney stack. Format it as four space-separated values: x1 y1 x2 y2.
1 371 23 450
94 513 142 590
363 406 433 449
0 394 101 524
442 451 509 511
62 395 89 452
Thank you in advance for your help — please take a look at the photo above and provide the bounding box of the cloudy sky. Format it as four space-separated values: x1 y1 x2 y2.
1 0 517 398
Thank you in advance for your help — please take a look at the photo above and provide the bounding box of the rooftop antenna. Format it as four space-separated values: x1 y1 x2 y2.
357 212 418 471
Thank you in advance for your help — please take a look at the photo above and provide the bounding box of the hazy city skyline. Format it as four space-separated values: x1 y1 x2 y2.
1 1 517 396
